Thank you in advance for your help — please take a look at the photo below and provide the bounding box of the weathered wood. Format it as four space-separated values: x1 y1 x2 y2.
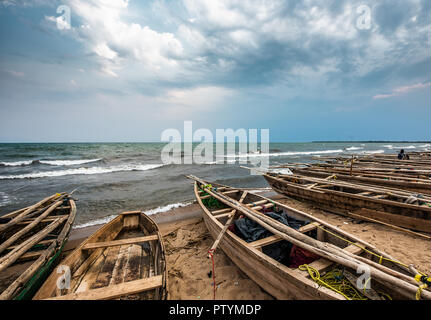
208 191 247 254
46 276 163 300
0 200 76 300
188 175 431 300
0 217 67 273
0 201 62 255
81 235 158 251
0 194 60 233
34 210 167 300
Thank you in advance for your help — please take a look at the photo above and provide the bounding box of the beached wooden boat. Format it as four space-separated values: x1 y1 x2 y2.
33 211 167 300
0 193 76 300
262 172 431 233
189 175 431 300
288 167 431 195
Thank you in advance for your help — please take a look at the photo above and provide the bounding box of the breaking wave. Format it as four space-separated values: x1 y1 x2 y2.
0 163 165 180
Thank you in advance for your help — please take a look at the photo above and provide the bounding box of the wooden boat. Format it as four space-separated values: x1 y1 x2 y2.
262 172 431 233
189 175 431 300
0 193 76 300
288 167 431 195
33 211 167 300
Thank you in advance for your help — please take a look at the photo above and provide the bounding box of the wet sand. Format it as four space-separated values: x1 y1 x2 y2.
63 193 431 300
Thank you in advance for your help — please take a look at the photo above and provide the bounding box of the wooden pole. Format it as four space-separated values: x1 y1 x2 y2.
208 191 247 255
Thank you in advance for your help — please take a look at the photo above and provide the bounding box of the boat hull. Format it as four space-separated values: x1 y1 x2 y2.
197 184 343 300
264 175 431 233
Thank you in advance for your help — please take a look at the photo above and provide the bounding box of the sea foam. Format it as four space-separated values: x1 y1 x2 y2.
0 163 164 180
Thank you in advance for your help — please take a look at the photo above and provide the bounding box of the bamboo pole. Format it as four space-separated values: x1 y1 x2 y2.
0 193 62 234
0 200 63 255
1 200 76 300
0 217 67 273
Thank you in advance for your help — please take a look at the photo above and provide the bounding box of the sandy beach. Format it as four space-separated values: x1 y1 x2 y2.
63 192 431 300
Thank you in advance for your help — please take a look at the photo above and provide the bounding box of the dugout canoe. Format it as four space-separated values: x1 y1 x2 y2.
288 167 431 195
262 172 431 233
189 175 430 300
33 211 167 300
0 193 76 300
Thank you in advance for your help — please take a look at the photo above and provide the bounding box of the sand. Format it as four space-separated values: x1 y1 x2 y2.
46 193 431 300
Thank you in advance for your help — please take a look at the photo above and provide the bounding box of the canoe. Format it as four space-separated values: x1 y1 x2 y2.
190 176 430 300
33 211 167 300
262 173 431 233
288 167 431 195
0 193 76 300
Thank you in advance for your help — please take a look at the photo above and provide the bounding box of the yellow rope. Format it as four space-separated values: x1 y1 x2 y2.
314 225 430 297
299 265 367 300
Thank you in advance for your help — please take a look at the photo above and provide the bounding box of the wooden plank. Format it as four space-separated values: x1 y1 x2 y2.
123 245 143 283
120 211 141 216
82 235 158 251
46 275 163 300
200 189 239 200
74 250 107 293
307 243 363 273
211 200 268 215
123 215 139 230
91 246 121 289
109 245 130 285
250 222 321 248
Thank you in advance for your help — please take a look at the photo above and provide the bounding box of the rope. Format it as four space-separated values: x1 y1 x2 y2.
208 249 216 300
314 225 430 296
299 265 367 300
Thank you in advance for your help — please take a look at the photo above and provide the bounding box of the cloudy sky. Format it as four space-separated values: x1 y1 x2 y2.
0 0 430 142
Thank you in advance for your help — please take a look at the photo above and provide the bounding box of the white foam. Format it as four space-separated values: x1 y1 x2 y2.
383 145 393 149
362 150 385 154
346 146 363 151
420 144 431 148
0 163 164 180
0 160 33 166
218 149 344 159
72 201 193 229
39 158 102 166
0 192 12 207
269 168 293 175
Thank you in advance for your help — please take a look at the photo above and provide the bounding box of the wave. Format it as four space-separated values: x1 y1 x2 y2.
345 146 363 151
420 144 431 148
39 158 102 166
0 163 164 180
0 158 102 167
0 160 34 167
219 149 344 158
73 201 193 229
386 145 416 150
362 150 385 154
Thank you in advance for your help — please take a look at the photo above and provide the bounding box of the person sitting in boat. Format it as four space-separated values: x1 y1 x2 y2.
398 149 409 160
